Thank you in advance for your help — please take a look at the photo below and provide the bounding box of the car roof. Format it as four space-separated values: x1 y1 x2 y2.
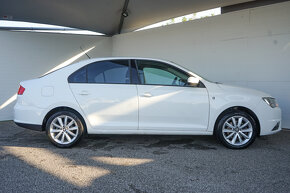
80 57 172 63
79 57 187 70
85 57 205 79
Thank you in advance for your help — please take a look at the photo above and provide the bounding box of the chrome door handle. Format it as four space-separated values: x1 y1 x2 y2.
142 93 152 97
79 91 89 95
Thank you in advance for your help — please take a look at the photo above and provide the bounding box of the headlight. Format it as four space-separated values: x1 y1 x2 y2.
262 97 278 108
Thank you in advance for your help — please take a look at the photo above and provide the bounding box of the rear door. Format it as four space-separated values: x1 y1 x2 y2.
69 60 138 131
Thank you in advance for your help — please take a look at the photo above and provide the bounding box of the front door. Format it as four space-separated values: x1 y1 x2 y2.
135 60 209 132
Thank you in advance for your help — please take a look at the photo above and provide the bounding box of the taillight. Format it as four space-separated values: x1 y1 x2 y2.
17 85 25 95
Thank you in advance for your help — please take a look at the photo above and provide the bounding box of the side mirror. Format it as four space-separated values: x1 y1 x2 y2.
187 77 199 86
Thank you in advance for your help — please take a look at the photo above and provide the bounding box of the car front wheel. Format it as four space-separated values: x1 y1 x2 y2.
216 110 257 149
46 111 84 148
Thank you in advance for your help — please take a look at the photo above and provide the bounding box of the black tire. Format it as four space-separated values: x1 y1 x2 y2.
215 110 257 149
46 110 84 148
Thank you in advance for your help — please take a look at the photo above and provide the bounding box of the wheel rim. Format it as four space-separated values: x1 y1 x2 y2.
49 115 79 145
222 115 253 146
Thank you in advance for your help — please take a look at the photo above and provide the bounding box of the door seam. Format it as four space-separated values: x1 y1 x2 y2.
135 84 140 130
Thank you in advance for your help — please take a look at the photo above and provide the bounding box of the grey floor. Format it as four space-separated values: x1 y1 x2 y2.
0 121 290 193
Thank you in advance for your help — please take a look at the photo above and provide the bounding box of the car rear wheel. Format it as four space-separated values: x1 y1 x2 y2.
46 111 84 148
216 110 257 149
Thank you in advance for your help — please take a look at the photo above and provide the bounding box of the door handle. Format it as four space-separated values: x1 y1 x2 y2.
142 93 152 97
79 91 89 95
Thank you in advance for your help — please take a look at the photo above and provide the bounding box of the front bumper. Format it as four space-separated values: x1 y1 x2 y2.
257 100 282 136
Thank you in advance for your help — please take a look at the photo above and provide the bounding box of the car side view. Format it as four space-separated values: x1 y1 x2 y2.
14 57 282 149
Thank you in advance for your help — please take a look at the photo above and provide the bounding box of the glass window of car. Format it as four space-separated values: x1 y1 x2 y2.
87 60 130 84
68 67 87 83
130 60 140 84
136 60 189 86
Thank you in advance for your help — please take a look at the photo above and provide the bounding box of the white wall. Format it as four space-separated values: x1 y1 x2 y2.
112 1 290 128
0 31 112 120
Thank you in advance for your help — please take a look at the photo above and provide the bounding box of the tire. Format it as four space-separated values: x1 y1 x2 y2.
215 110 257 149
46 110 84 148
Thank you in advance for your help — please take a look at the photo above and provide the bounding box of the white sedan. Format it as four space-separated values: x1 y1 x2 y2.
14 57 281 149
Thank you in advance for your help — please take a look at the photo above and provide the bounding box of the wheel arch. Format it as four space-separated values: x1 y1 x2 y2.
42 106 87 134
213 106 260 136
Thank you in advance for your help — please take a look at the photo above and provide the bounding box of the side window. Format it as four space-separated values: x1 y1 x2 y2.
68 67 87 83
136 60 189 86
87 60 130 84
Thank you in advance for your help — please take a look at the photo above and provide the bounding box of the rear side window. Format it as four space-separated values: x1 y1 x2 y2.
68 67 87 83
87 60 130 84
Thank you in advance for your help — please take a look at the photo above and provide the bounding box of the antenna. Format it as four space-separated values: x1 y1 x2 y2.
80 46 91 59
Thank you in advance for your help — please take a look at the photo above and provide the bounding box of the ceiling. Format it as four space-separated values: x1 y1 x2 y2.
0 0 253 35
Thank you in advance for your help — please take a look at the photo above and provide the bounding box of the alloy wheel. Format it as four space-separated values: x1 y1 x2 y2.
222 115 253 146
49 115 79 145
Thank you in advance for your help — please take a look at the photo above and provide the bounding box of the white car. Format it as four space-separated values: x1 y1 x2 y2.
14 57 281 149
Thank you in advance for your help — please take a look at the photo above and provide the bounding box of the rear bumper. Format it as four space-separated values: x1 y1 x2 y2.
14 101 45 131
14 102 45 126
14 121 43 131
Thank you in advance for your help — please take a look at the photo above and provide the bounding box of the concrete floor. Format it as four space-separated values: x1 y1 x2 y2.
0 121 290 193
